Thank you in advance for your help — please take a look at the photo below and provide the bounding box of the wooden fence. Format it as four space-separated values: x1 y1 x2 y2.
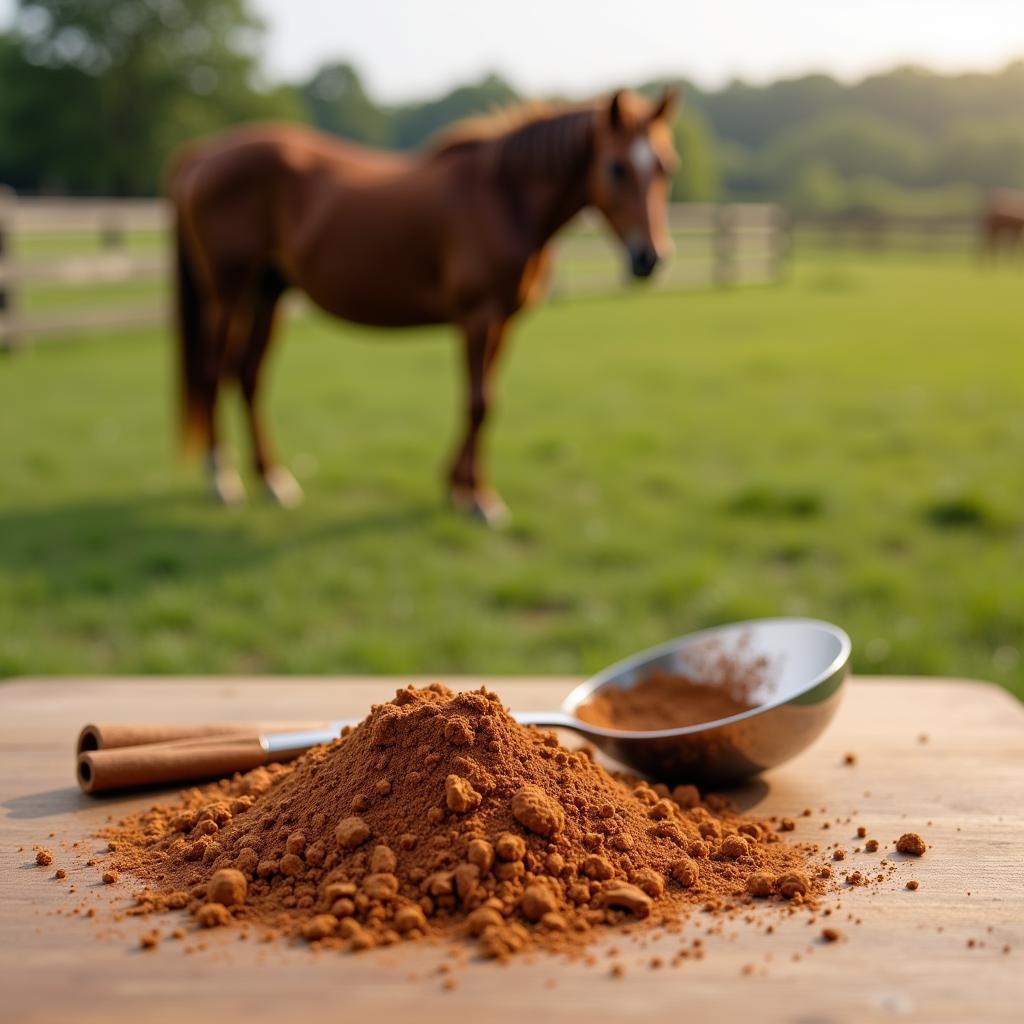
795 213 977 254
0 191 169 349
0 193 789 349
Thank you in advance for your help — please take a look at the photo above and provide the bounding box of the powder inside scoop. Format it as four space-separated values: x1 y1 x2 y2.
577 673 756 731
576 641 775 732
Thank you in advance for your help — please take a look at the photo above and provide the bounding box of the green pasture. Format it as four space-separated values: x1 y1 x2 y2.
1 247 1022 696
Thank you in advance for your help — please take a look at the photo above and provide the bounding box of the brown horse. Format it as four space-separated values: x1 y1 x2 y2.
171 88 677 523
981 189 1024 256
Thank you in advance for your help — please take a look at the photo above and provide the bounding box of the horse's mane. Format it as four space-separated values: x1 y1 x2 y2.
429 101 597 174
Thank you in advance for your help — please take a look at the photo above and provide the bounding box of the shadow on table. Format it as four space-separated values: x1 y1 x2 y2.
2 785 100 820
3 778 225 819
717 777 771 813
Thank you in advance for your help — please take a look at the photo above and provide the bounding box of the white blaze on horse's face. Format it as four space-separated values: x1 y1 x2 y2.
629 136 658 182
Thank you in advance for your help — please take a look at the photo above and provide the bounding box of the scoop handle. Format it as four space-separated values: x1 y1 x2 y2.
512 710 585 732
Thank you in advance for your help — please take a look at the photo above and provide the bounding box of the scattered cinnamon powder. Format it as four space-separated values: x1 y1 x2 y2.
99 684 825 960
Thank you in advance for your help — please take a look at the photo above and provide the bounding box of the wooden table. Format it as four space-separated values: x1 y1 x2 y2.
1 676 1021 1023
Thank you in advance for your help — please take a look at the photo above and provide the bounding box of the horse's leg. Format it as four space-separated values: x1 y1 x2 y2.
448 310 510 526
202 293 250 505
238 269 303 507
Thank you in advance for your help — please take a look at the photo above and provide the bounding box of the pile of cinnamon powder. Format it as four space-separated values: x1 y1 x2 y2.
102 685 826 958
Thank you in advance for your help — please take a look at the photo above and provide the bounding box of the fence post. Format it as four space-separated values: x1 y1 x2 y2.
713 203 737 287
772 205 792 284
0 186 18 353
100 209 124 250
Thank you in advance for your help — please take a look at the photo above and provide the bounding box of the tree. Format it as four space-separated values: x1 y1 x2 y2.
760 111 930 189
1 0 301 194
786 160 846 214
301 62 393 147
938 118 1024 190
392 74 520 150
671 108 719 201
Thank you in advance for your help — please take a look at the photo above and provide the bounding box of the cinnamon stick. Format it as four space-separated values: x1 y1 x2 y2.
78 736 272 794
76 721 338 754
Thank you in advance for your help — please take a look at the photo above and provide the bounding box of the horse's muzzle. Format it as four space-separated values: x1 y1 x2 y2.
629 244 659 279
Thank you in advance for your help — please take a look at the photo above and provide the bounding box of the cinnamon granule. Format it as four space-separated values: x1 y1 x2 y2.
100 685 825 960
35 848 53 867
896 833 927 856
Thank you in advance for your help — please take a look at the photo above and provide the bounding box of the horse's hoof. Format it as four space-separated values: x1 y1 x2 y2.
451 486 509 527
211 467 246 506
264 466 304 508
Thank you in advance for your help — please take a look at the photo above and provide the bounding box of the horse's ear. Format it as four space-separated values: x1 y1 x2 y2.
651 86 680 121
608 90 625 132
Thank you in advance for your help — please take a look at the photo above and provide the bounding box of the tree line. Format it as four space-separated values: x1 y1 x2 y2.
2 0 1022 216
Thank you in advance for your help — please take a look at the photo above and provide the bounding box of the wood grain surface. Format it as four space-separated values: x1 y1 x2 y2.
1 675 1021 1023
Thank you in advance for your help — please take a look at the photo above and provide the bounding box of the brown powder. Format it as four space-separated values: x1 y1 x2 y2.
577 673 755 732
576 638 774 732
101 684 824 960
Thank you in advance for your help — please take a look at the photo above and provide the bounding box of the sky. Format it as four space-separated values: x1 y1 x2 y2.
1 0 1022 100
248 0 1024 100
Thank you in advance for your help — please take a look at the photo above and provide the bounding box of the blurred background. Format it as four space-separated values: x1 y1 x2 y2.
0 1 1021 695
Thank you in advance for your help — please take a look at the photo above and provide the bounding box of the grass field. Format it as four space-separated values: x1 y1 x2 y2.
1 246 1022 696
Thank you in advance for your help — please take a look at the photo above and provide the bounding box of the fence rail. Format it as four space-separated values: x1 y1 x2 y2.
794 213 977 253
0 194 789 349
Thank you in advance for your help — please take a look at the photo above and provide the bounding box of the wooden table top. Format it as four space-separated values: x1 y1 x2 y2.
1 675 1021 1023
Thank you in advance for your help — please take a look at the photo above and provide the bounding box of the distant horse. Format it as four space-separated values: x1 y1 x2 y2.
980 189 1024 257
170 89 678 523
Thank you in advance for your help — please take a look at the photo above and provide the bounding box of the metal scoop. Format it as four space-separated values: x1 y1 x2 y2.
515 618 850 785
77 618 848 793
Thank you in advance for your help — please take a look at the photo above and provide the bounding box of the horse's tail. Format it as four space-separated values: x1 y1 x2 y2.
174 214 207 457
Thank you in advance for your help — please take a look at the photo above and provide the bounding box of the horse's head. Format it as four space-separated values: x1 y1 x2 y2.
589 88 678 279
